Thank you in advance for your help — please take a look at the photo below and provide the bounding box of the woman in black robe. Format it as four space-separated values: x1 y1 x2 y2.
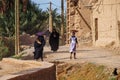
34 35 45 61
49 29 59 52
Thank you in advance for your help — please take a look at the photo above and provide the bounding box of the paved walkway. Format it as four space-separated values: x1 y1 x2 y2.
42 46 120 68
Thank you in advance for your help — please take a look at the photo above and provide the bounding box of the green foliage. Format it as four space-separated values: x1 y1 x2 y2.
109 77 117 80
0 0 65 37
0 39 9 60
0 11 15 37
3 37 15 56
20 6 49 34
0 0 67 38
0 0 15 37
109 75 117 80
52 8 62 33
11 52 26 59
0 37 15 59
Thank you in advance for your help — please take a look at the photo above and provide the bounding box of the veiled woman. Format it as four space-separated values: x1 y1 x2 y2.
34 32 46 61
49 29 59 52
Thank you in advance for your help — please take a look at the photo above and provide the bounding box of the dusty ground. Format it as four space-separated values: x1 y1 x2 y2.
43 45 120 80
0 45 120 79
56 62 111 80
44 46 120 68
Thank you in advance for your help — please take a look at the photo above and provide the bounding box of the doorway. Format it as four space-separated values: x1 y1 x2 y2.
118 21 120 43
95 18 98 41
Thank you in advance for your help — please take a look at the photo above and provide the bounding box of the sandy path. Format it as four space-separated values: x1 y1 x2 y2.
43 46 120 68
19 45 120 68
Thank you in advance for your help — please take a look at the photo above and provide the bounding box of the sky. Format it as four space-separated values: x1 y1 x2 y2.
30 0 66 13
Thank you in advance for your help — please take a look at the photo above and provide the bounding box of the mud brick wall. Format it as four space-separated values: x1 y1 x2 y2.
66 0 91 44
8 65 56 80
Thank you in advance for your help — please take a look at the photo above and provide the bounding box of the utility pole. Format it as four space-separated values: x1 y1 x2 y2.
49 2 53 32
15 0 20 54
61 0 64 45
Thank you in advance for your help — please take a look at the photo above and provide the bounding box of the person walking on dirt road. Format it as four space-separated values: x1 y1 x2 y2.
69 30 78 59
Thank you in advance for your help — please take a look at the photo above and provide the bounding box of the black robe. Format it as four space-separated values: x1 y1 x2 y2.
34 36 45 60
49 31 59 51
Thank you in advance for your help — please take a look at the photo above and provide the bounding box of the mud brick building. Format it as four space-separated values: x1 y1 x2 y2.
66 0 92 44
91 0 120 46
66 0 120 47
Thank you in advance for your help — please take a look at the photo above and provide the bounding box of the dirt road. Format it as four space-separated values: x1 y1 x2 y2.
1 45 120 79
41 46 120 68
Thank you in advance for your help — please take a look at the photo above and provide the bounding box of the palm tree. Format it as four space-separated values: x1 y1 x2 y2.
0 0 15 37
0 0 66 36
0 0 48 36
52 8 61 32
20 1 49 34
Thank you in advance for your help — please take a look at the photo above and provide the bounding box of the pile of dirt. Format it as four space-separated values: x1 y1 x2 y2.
20 34 36 45
19 34 37 51
56 62 117 80
105 45 120 55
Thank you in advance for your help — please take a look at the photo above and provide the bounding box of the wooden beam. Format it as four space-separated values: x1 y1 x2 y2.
49 2 53 32
15 0 20 54
75 7 91 30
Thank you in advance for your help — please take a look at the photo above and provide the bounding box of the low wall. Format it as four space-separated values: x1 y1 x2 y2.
9 65 56 80
0 60 56 80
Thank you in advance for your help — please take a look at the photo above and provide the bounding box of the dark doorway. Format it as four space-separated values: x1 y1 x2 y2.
95 18 98 41
118 21 120 43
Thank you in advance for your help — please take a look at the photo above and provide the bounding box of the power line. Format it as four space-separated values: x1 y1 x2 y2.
52 2 61 9
34 3 49 5
32 1 67 14
34 2 66 10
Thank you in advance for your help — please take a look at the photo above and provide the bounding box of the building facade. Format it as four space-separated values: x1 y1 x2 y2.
66 0 120 47
66 0 92 44
92 0 120 46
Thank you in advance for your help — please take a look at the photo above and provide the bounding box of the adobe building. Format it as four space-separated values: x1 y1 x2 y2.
66 0 92 45
66 0 120 47
91 0 120 46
